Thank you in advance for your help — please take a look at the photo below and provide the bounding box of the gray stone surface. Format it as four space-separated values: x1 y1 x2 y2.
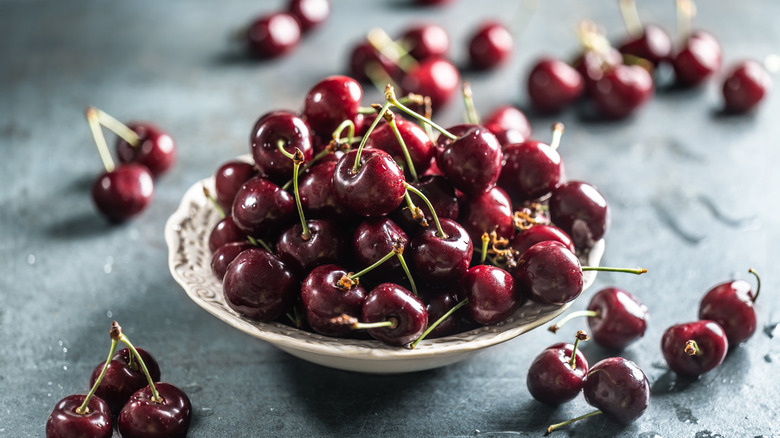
1 0 779 436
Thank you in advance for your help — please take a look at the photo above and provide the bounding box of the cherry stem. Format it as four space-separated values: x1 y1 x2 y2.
685 339 701 356
549 122 564 150
581 266 647 275
286 306 303 329
352 100 392 173
385 85 457 141
618 0 644 38
353 318 398 331
545 410 603 435
202 186 226 219
410 298 469 349
569 330 589 370
247 235 273 253
385 110 419 182
282 146 335 191
367 27 418 72
462 82 480 125
676 0 695 45
119 332 162 403
480 232 490 264
403 190 428 227
404 183 447 239
396 251 419 297
577 20 612 59
76 323 122 415
548 309 600 333
85 107 115 173
749 268 761 303
92 108 141 147
365 61 400 94
281 147 311 241
348 247 399 283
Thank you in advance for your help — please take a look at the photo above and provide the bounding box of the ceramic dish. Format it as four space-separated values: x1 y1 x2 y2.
165 173 604 374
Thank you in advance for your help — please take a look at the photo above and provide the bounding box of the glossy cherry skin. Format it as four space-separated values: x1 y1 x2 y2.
421 288 462 338
117 382 191 438
410 218 473 286
214 160 258 212
459 186 514 243
46 394 112 438
699 278 757 345
276 219 348 276
515 241 583 305
591 64 654 119
353 217 408 282
364 117 434 179
583 357 650 425
301 264 368 336
587 288 649 350
348 41 401 84
436 125 502 196
483 105 532 145
549 181 610 251
250 110 313 183
332 148 406 217
661 321 728 377
362 283 427 346
574 47 624 96
89 347 161 415
400 23 449 61
299 159 356 223
92 164 154 223
211 241 253 280
618 24 672 66
527 58 585 113
722 60 772 113
392 174 458 231
509 224 575 259
462 265 519 325
401 58 460 109
247 12 301 59
231 176 295 239
498 139 564 203
673 30 722 87
527 342 588 405
208 216 246 253
287 0 330 32
303 75 363 139
222 248 299 321
116 123 176 178
468 21 513 70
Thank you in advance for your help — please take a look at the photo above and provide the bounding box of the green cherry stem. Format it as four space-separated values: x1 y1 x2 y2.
393 239 418 297
581 266 647 275
337 247 401 289
367 27 418 73
247 235 273 253
352 101 392 173
480 232 489 264
291 150 311 240
748 268 761 303
404 183 447 239
353 318 398 331
403 191 428 227
410 298 469 349
92 107 141 147
676 0 694 46
549 122 564 150
202 186 226 219
85 107 116 173
385 109 419 182
462 82 480 125
569 330 589 370
684 339 701 357
76 323 121 414
385 85 457 141
545 410 603 435
548 309 600 333
332 119 355 147
618 0 644 38
118 325 162 403
365 61 400 94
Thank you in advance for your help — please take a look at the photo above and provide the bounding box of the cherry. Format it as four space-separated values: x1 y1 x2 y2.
361 283 427 346
277 219 347 276
222 247 299 321
509 224 575 259
401 58 460 109
392 174 459 231
591 64 654 119
459 186 514 243
673 30 722 87
298 159 356 223
420 288 462 338
722 60 772 113
527 331 589 405
214 160 258 213
410 217 473 286
246 12 302 59
483 104 532 146
468 20 513 70
436 124 502 196
211 241 253 280
574 47 624 97
400 23 449 61
364 115 434 180
46 395 112 438
548 180 610 251
332 147 406 217
353 218 409 282
498 123 565 203
303 75 363 139
527 58 585 114
462 265 519 325
115 122 176 178
208 216 246 253
250 110 313 183
349 41 401 84
662 320 728 377
301 264 368 337
618 24 672 66
699 269 760 346
91 164 154 223
287 0 330 33
117 382 191 438
231 176 295 239
89 347 161 415
550 287 649 350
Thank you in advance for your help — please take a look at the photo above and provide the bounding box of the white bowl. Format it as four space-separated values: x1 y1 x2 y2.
165 175 604 374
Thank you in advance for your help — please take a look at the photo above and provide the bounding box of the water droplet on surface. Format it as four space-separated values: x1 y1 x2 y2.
62 366 68 371
47 381 52 386
62 347 68 354
106 310 113 318
764 354 773 363
764 323 778 338
27 254 36 265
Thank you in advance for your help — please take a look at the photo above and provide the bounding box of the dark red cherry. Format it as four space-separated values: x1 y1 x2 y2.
276 219 348 276
549 180 610 251
348 41 401 84
661 320 728 377
527 58 585 113
332 148 406 217
299 159 356 223
410 218 472 286
222 248 299 321
483 105 532 146
392 174 458 231
587 287 649 350
231 176 295 239
582 357 650 425
673 30 722 87
364 117 434 178
287 0 330 33
400 23 449 61
436 125 502 195
421 288 462 338
362 283 427 346
459 186 514 243
303 75 363 138
618 24 672 66
211 241 253 280
515 241 582 305
527 341 588 405
117 382 191 438
301 264 368 336
115 123 176 178
353 218 409 282
401 58 460 109
247 12 302 59
574 47 623 96
508 224 575 259
497 139 564 203
468 21 513 70
46 394 112 438
91 163 154 223
722 60 772 113
89 347 161 415
208 216 246 253
591 64 654 119
214 160 258 213
462 265 519 325
250 110 313 183
699 269 760 346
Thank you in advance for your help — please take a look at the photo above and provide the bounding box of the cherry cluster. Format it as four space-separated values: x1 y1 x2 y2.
245 0 331 59
45 322 191 438
206 74 647 348
85 107 176 223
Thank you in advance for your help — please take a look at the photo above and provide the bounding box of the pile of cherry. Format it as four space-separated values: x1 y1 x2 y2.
45 322 191 438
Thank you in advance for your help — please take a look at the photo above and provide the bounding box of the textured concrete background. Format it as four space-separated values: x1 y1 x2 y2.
1 0 779 436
